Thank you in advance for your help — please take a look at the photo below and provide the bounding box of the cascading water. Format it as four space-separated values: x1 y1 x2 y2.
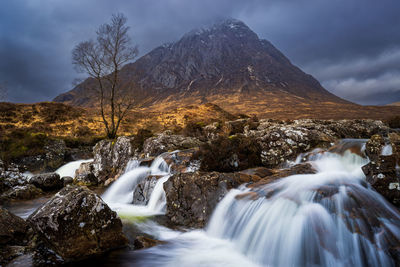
55 159 93 178
102 156 171 217
207 144 400 267
127 139 400 267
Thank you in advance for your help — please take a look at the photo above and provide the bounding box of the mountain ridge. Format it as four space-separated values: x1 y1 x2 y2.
54 18 350 113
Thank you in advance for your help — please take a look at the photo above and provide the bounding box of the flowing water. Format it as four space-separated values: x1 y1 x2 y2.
7 141 400 266
55 159 93 178
102 156 171 217
99 139 400 267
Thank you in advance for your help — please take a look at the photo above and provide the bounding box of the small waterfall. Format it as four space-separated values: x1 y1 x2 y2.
206 148 400 266
55 159 93 178
102 156 170 216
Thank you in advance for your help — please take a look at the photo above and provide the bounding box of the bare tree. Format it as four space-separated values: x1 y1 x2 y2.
0 82 8 102
72 13 138 139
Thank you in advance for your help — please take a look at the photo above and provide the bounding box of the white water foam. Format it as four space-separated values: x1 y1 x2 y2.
102 156 171 217
55 159 93 178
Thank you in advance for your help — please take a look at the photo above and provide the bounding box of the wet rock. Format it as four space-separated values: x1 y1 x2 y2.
2 184 43 201
362 155 400 207
133 175 162 205
365 134 384 161
248 163 317 189
389 132 400 165
0 208 29 246
134 236 165 250
164 171 261 228
92 136 137 182
244 119 389 168
29 172 63 191
61 176 74 186
162 149 199 173
196 135 262 172
74 162 97 186
0 164 29 193
27 185 128 261
143 131 202 157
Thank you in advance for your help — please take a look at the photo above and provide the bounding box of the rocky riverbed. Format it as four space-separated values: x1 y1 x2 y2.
1 118 400 266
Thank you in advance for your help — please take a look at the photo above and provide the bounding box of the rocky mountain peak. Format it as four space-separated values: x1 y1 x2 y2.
54 18 348 110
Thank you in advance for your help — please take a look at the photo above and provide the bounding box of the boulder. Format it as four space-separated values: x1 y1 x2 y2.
133 175 162 205
0 208 29 246
1 184 43 201
61 176 74 186
365 134 385 161
0 208 30 265
164 171 261 228
29 172 63 191
362 155 400 207
134 236 165 250
27 185 127 261
74 162 97 186
92 136 137 182
162 149 199 173
143 132 202 157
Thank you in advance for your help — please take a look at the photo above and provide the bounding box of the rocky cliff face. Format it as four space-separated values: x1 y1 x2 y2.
54 19 347 110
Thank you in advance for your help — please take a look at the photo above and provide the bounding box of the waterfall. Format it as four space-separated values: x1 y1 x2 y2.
206 148 400 267
55 159 93 178
102 156 171 217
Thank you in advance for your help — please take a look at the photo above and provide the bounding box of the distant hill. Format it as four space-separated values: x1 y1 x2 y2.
54 19 351 115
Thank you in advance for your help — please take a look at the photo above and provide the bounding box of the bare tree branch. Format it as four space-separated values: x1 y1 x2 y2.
72 13 138 139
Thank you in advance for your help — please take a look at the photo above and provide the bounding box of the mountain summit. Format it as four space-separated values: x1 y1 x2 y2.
55 19 348 114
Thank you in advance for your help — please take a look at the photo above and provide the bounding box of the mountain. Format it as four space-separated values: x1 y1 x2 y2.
54 19 350 115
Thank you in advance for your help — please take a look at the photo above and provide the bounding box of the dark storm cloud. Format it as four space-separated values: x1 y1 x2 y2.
0 0 399 104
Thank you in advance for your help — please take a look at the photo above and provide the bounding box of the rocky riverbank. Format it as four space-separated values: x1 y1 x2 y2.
1 118 399 265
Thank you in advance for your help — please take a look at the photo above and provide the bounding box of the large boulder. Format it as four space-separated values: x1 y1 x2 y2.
91 136 137 182
28 185 127 261
164 171 261 228
143 131 202 157
29 172 63 191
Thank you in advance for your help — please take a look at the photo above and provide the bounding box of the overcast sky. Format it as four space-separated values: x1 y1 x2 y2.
0 0 399 105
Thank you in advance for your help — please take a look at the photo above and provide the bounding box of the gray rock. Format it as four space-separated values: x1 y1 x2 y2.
164 171 261 228
143 132 202 157
61 176 74 186
92 136 137 182
29 172 63 191
74 162 97 186
28 185 128 261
